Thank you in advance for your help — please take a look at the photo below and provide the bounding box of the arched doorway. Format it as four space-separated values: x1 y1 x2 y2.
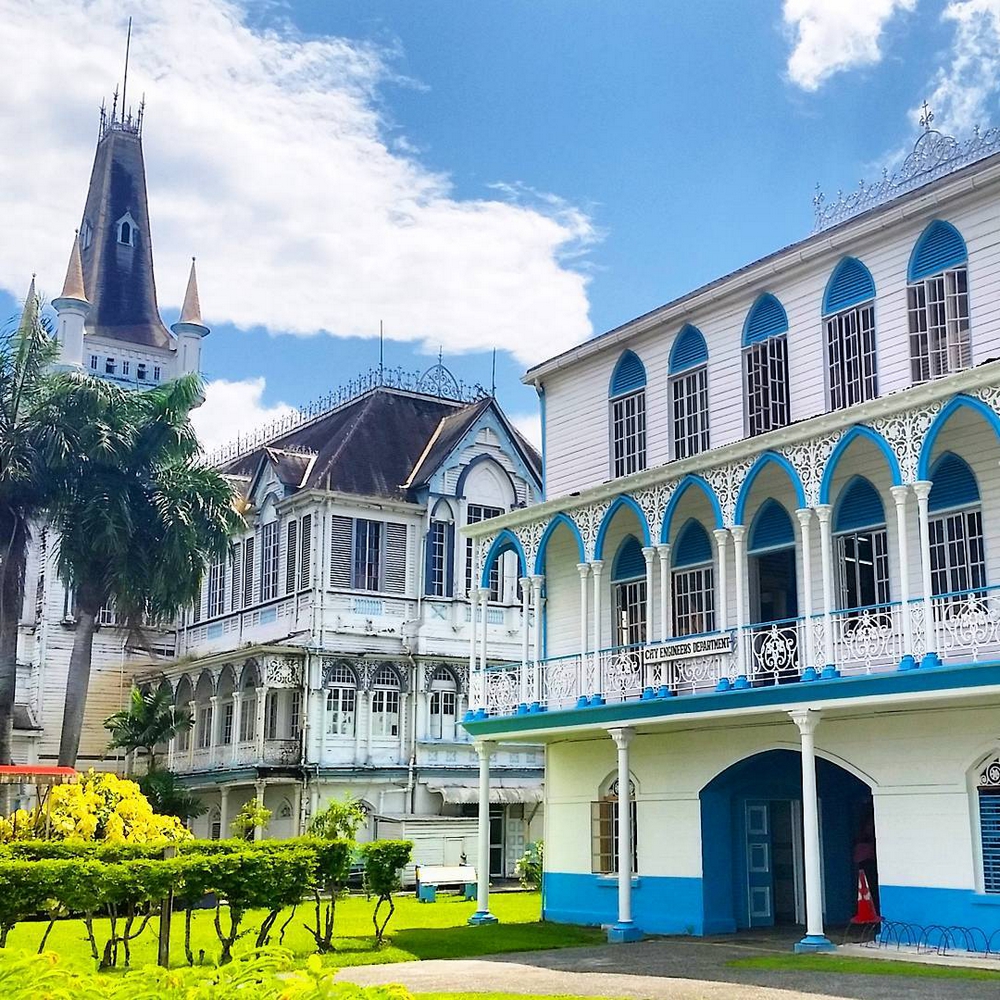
700 749 875 934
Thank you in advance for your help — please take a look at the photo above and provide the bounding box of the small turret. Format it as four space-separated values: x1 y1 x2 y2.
171 258 209 377
52 232 90 369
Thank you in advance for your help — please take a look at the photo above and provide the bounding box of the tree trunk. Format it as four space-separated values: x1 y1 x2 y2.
0 518 28 766
58 603 98 767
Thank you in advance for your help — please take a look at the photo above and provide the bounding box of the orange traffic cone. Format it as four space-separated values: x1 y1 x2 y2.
850 869 880 924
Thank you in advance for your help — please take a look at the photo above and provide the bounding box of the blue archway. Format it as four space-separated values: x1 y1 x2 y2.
734 452 806 525
593 495 651 561
480 528 527 588
534 513 586 574
661 475 723 543
917 394 1000 480
819 426 902 504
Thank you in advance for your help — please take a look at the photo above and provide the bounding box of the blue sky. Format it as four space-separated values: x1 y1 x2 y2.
1 0 996 450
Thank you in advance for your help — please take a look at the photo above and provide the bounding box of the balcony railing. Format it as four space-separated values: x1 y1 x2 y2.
474 587 1000 718
173 737 302 772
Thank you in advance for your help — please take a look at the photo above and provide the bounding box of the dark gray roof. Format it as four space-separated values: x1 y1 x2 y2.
78 126 172 349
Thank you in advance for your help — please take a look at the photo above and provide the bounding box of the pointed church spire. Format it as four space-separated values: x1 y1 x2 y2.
18 275 38 331
60 231 88 303
178 257 203 326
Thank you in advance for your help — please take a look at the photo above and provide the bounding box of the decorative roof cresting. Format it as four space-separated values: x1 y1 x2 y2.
812 103 1000 232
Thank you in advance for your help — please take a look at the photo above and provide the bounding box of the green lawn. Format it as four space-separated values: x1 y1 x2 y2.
5 890 601 973
730 954 1000 981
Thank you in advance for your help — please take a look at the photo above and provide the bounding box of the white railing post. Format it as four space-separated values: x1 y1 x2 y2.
815 505 837 676
913 480 939 666
519 576 532 705
713 529 729 632
657 544 671 642
890 485 916 668
795 509 815 675
469 740 498 925
731 526 747 685
642 547 656 645
790 710 835 953
592 561 604 698
607 727 642 942
577 563 590 703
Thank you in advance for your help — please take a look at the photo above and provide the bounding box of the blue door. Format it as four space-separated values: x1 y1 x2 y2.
745 800 774 927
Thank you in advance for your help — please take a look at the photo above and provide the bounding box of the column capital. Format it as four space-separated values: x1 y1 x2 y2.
576 562 591 578
468 585 482 600
641 545 657 565
814 504 832 523
712 528 729 546
530 574 545 595
591 559 605 576
256 686 267 698
608 726 636 749
473 739 496 759
187 699 197 710
789 708 821 736
518 575 532 588
889 484 910 505
232 691 242 705
794 508 813 527
656 543 671 559
912 480 933 501
209 695 219 706
730 524 746 543
219 785 230 800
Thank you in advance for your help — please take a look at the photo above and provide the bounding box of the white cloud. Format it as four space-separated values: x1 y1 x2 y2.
783 0 916 91
919 0 1000 133
0 0 595 366
191 378 296 454
509 410 542 451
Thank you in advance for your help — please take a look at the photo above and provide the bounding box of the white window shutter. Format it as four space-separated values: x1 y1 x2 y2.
384 522 408 594
330 515 353 588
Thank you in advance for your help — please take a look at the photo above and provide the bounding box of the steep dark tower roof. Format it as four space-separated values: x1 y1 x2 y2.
78 113 172 349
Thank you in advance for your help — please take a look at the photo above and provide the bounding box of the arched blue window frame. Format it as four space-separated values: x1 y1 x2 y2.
612 535 646 581
668 325 710 460
907 221 971 383
832 476 889 611
747 499 795 553
609 350 647 478
743 294 790 437
823 257 878 411
834 476 886 533
673 519 713 567
671 519 715 638
927 452 986 601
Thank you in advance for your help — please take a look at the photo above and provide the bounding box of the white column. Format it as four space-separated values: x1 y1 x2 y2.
219 785 229 839
468 586 480 709
253 778 266 843
642 547 656 645
209 696 219 766
815 505 836 673
519 576 532 704
712 530 729 632
592 560 604 696
531 575 545 664
469 740 498 925
187 700 196 769
577 563 590 702
608 727 641 941
731 526 747 681
230 693 242 765
789 710 834 952
890 485 915 666
479 588 489 675
913 480 938 664
255 687 267 761
657 545 671 642
365 690 374 761
795 509 815 672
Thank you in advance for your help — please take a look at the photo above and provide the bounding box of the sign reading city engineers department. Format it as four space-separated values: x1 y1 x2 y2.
643 633 733 664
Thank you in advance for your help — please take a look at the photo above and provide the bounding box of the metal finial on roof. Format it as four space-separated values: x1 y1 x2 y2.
919 100 934 132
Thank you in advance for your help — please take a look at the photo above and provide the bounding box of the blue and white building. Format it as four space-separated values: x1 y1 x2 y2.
462 120 1000 947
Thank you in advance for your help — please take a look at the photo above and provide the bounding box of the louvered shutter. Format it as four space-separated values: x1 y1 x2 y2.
285 519 298 595
980 792 1000 893
231 542 243 611
243 536 255 609
330 515 353 588
384 522 408 594
299 514 312 589
424 528 435 595
445 523 456 597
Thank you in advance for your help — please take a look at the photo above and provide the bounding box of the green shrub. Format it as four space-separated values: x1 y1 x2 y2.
303 837 353 953
515 840 543 889
360 840 412 944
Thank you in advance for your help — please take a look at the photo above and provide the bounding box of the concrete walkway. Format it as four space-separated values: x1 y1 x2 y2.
336 935 1000 1000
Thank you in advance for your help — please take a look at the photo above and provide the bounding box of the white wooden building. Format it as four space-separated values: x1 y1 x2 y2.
462 120 1000 945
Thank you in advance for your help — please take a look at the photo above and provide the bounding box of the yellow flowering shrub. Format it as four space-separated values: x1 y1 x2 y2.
0 770 191 844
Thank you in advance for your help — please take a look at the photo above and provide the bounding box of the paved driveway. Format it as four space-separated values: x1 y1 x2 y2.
337 934 1000 1000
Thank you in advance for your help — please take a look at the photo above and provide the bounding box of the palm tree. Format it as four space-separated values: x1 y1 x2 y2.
0 286 61 764
49 373 243 767
105 684 192 773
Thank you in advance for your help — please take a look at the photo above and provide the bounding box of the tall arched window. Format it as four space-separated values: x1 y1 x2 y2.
668 325 709 459
834 476 889 611
239 669 258 743
426 501 455 598
429 666 458 740
928 452 986 600
977 755 1000 893
591 773 637 875
671 519 715 637
908 221 970 382
611 536 647 648
823 257 878 410
371 665 401 738
743 294 790 436
325 663 358 736
609 350 647 478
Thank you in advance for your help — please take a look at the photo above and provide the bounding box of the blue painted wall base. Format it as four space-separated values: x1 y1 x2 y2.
794 934 836 953
607 922 644 943
880 884 1000 932
467 911 499 926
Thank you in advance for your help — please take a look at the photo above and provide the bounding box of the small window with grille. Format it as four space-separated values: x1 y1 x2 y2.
591 778 637 875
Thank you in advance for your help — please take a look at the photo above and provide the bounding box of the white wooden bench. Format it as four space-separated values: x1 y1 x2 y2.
415 864 477 902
